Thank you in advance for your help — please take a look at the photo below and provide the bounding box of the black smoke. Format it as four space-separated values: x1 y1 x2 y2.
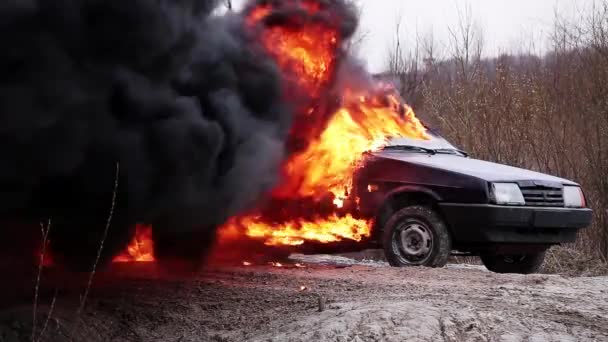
0 0 292 267
243 0 358 38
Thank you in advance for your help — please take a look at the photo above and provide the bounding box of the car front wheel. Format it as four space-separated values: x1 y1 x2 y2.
480 251 546 274
382 205 452 268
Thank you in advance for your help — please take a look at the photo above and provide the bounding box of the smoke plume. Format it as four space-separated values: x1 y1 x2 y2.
0 0 377 269
0 0 295 266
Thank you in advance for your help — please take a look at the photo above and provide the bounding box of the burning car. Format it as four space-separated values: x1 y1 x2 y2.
0 0 592 275
351 131 593 274
221 126 592 275
214 1 593 274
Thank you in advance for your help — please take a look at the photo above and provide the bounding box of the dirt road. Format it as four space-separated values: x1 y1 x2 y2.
1 255 607 341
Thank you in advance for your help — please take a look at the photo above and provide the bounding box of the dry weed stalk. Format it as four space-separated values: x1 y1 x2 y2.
32 219 51 342
71 162 119 337
35 289 57 342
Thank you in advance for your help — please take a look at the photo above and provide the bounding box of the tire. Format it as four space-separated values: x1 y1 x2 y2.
152 228 215 273
50 220 134 272
382 205 451 268
480 251 546 274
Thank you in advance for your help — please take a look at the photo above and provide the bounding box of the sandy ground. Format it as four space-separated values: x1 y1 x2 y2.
1 255 607 342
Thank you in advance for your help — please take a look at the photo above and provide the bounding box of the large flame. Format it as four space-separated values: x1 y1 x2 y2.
275 89 427 202
116 0 429 256
217 1 427 247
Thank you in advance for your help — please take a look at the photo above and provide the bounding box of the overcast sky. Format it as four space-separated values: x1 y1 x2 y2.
229 0 589 72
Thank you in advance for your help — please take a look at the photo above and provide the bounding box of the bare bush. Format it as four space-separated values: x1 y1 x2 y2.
385 1 608 272
544 246 608 276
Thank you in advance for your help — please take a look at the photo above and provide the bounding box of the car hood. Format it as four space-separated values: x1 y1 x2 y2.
372 151 577 185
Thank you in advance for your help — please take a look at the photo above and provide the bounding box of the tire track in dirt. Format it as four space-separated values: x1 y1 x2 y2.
1 261 607 341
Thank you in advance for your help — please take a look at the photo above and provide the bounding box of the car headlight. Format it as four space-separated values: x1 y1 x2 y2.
563 186 586 208
491 183 525 205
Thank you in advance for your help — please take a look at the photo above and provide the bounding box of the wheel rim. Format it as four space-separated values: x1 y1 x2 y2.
392 219 434 265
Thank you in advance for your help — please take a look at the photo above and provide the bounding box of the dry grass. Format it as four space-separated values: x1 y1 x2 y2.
30 163 120 342
387 1 608 275
543 245 608 277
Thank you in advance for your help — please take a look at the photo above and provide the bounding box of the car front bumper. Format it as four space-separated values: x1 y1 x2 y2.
439 203 593 244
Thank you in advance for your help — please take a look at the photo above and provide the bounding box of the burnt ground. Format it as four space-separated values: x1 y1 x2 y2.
1 255 607 342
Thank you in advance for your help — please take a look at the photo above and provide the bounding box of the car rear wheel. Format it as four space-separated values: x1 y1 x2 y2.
50 219 134 272
382 205 451 268
480 251 545 274
152 227 216 273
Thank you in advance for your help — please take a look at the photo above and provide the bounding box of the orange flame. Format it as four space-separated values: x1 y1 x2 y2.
114 1 429 258
246 2 337 98
223 214 371 246
246 5 272 25
113 224 155 262
276 90 427 202
217 2 427 248
261 25 338 96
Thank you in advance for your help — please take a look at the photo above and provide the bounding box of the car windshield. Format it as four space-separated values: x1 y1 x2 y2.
383 129 467 156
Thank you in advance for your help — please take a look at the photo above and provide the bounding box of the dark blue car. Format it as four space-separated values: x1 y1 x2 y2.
353 131 593 274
